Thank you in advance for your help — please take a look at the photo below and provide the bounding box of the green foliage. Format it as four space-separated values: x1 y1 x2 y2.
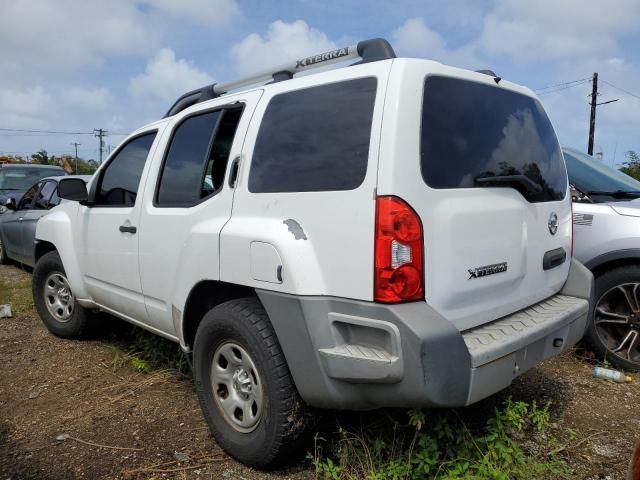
109 325 191 375
130 357 149 373
311 399 569 480
620 150 640 181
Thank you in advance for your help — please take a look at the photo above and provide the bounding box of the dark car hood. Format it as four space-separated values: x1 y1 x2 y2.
0 191 23 205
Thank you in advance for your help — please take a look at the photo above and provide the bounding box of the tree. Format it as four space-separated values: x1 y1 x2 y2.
31 149 50 165
619 150 640 181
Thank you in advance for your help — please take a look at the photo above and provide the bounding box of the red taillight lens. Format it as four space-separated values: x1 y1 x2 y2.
375 196 424 303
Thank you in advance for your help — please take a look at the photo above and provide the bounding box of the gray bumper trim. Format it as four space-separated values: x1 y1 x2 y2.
256 258 593 411
463 294 588 368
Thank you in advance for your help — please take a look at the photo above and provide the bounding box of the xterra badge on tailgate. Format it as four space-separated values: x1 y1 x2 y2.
468 262 508 279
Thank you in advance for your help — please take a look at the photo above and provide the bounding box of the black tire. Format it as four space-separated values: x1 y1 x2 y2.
32 251 89 338
585 265 640 372
193 297 307 468
0 237 8 265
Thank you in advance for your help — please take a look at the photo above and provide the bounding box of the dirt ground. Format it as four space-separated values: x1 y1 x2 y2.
1 263 638 480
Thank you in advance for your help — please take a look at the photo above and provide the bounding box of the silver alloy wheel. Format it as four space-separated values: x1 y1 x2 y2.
211 342 264 433
44 272 75 322
594 283 640 365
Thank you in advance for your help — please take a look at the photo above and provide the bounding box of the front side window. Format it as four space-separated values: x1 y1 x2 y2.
33 180 57 209
156 108 242 206
95 132 156 207
249 77 377 193
421 76 566 203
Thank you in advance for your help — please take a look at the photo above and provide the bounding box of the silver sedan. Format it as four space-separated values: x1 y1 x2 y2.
0 175 91 267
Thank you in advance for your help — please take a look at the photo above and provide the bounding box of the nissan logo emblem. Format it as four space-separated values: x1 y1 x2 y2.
548 212 558 235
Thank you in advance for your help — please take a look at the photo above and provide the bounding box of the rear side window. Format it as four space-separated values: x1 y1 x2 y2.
421 76 566 203
156 108 242 206
249 77 377 193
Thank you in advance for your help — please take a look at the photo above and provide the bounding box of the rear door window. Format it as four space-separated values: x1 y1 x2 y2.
421 76 566 203
249 77 377 193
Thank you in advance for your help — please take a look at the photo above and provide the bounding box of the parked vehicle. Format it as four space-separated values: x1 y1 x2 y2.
0 175 91 267
564 146 640 371
0 164 67 212
32 39 592 467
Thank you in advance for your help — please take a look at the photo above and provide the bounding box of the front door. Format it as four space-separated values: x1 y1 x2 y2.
79 130 160 323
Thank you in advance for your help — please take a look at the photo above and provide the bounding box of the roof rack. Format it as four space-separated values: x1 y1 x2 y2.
164 38 396 117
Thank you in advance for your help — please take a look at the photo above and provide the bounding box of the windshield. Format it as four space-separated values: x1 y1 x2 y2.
0 167 62 191
421 76 566 203
563 148 640 194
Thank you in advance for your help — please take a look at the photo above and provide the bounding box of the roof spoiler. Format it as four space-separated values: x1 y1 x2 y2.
164 38 396 118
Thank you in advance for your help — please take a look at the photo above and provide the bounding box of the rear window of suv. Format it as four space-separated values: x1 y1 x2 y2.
421 76 566 203
249 77 377 193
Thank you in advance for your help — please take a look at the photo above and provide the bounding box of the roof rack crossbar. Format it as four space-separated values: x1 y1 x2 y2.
164 38 395 117
164 83 218 118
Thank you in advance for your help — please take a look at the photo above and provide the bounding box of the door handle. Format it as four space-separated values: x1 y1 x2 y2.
119 225 137 234
228 155 241 188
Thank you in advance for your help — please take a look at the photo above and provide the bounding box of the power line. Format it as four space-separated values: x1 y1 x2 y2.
0 127 95 135
534 77 591 93
600 80 640 101
536 79 591 96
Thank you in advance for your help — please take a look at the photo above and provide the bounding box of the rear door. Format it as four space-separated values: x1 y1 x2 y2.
2 182 40 263
379 62 571 331
20 179 59 266
138 91 262 335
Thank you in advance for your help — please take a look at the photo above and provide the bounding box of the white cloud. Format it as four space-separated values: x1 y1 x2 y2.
63 87 113 111
0 87 50 128
230 20 336 76
391 17 480 68
139 0 239 27
0 0 240 84
129 48 213 101
479 0 640 62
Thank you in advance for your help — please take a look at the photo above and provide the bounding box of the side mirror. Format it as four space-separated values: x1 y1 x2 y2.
4 197 16 210
58 178 88 202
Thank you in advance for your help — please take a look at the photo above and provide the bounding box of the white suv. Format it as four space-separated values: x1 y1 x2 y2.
32 39 592 467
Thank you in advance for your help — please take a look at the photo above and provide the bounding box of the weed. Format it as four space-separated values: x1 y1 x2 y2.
311 398 569 480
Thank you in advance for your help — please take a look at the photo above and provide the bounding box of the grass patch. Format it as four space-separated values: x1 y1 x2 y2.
311 398 569 480
104 320 191 376
0 274 34 315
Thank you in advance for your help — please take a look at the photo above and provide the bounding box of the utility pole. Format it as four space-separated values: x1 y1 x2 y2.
587 72 619 157
93 128 107 165
588 72 598 156
71 142 80 174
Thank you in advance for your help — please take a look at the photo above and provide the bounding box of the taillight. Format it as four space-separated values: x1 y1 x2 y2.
374 196 424 303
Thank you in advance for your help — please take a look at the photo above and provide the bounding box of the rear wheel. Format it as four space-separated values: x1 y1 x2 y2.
585 266 640 372
193 297 307 468
32 251 89 338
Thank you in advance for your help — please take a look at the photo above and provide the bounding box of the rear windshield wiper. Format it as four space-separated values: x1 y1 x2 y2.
475 174 543 194
586 190 640 198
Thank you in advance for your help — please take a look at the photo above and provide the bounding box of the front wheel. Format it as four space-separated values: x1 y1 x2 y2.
193 297 307 468
32 251 89 338
585 266 640 372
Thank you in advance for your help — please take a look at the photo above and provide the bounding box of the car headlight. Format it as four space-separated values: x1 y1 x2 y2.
0 206 6 214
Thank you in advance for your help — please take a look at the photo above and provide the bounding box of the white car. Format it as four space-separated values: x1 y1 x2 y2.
32 39 591 467
565 146 640 371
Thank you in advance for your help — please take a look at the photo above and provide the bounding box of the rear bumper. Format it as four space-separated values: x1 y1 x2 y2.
257 258 592 410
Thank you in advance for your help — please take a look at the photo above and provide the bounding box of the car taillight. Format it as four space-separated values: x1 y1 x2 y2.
374 196 424 303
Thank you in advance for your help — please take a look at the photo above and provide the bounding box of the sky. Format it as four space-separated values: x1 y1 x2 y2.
0 0 639 167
